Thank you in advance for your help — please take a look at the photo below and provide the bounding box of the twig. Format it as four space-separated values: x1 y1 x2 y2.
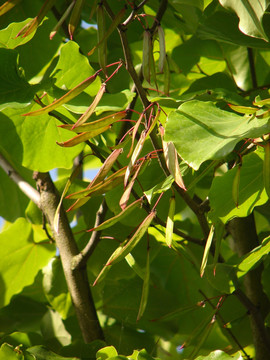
72 199 108 270
0 153 41 207
103 0 210 238
199 290 251 359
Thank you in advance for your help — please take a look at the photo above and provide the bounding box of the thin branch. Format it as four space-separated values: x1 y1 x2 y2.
0 153 41 207
73 199 108 270
103 0 210 238
199 290 251 360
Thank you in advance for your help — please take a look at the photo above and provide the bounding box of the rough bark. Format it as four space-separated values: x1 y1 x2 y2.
228 214 270 360
34 172 104 343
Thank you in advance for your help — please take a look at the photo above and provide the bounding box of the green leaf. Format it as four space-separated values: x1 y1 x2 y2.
27 345 77 360
236 236 270 278
95 90 136 115
0 218 55 308
137 348 162 360
194 349 243 359
204 264 236 294
0 163 30 221
48 40 101 113
42 258 73 320
0 19 37 49
0 342 35 360
0 105 84 171
96 345 118 359
144 175 174 203
209 151 268 223
219 0 270 41
0 48 37 110
164 100 270 170
197 10 270 48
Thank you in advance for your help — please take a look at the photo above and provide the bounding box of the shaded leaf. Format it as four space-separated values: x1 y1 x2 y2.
219 0 270 40
0 49 36 110
209 151 268 223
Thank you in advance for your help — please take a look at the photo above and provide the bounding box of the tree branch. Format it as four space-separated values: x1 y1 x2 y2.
0 153 40 207
33 172 104 343
228 214 270 360
103 0 210 238
73 199 108 270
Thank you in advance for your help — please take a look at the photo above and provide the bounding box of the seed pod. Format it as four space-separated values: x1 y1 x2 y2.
59 111 127 133
137 247 150 321
54 162 82 233
96 3 107 74
50 0 76 39
16 0 56 38
163 55 170 96
88 199 143 232
72 83 106 129
200 224 214 277
142 30 151 83
163 141 186 190
157 25 166 73
107 210 156 266
124 130 147 186
68 0 85 40
23 72 99 116
67 148 123 211
120 161 144 210
232 164 241 207
66 167 127 199
264 141 270 198
165 196 175 248
0 0 21 16
93 211 155 286
56 126 110 147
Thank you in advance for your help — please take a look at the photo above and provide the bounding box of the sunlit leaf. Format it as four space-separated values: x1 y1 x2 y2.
0 218 55 308
165 101 270 170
